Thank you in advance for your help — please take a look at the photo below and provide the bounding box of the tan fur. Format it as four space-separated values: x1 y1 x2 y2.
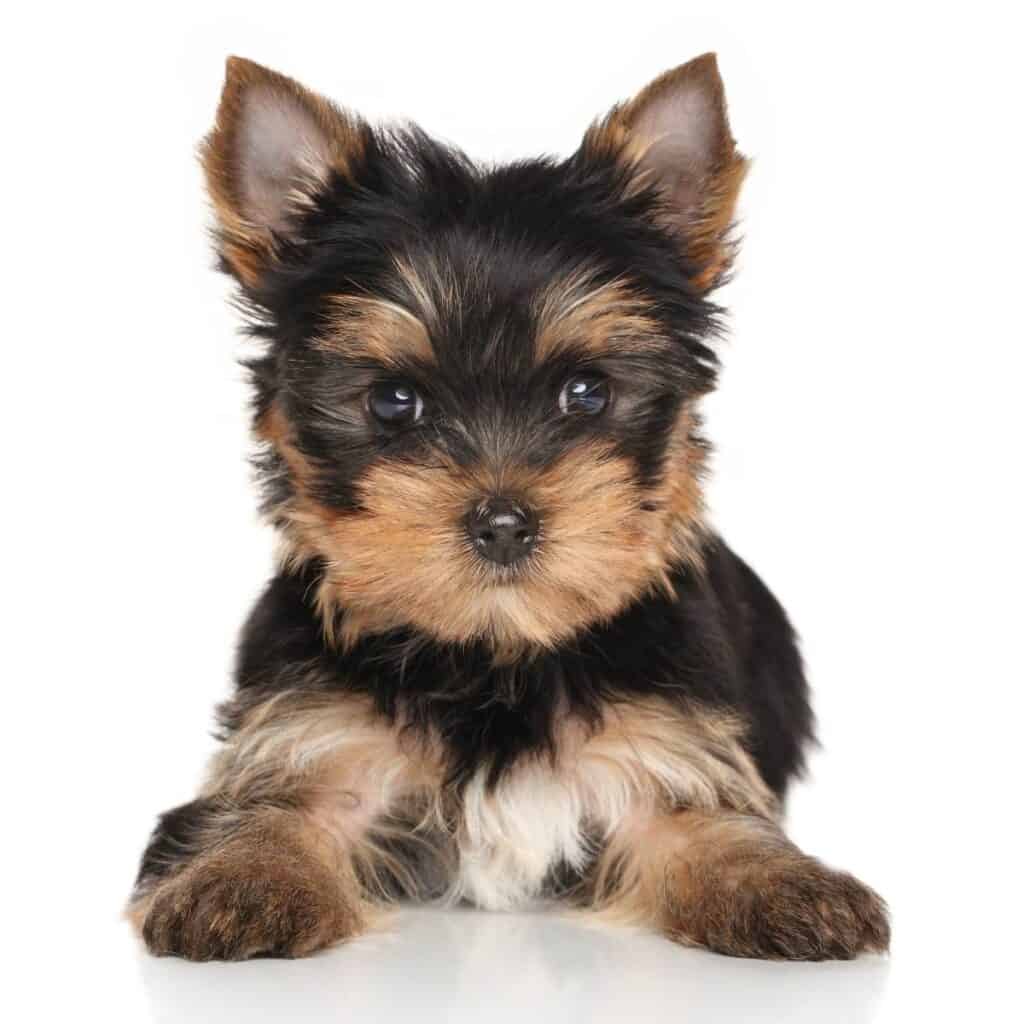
254 400 316 490
317 294 434 367
201 691 430 805
662 407 708 570
590 810 890 960
392 254 462 335
686 154 748 292
201 57 364 287
583 54 749 292
533 272 667 362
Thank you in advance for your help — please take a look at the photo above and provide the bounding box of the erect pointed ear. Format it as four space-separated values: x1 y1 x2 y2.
201 57 366 288
582 54 749 292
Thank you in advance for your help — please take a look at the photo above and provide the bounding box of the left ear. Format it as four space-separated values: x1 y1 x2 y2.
201 56 367 289
582 54 749 292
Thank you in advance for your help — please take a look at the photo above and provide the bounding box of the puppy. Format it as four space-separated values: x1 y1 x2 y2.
128 54 889 961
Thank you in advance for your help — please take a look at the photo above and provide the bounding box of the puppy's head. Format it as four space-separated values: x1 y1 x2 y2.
203 55 748 656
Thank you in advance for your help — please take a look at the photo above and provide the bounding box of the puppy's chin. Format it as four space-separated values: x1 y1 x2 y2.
303 531 671 659
473 557 538 586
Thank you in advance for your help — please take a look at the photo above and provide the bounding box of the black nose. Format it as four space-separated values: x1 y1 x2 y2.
466 498 539 566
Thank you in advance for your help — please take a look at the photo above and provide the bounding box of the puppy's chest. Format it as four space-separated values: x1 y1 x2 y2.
307 696 772 911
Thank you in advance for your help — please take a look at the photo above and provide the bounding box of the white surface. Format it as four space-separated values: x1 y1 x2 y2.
130 908 893 1023
4 1 1022 1021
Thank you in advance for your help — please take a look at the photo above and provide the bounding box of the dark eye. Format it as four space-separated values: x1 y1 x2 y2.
368 380 424 425
559 373 611 416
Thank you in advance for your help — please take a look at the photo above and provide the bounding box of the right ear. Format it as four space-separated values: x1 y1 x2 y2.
201 57 366 288
580 54 748 293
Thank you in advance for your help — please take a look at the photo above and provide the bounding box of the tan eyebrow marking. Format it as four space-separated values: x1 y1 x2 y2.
533 271 667 362
315 294 435 367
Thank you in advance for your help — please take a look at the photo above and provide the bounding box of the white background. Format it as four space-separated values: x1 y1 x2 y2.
4 2 1022 1021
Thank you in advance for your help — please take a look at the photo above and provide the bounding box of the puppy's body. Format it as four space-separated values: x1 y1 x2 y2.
129 55 889 961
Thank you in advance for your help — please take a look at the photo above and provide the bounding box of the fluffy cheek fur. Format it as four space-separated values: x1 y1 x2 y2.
272 415 705 654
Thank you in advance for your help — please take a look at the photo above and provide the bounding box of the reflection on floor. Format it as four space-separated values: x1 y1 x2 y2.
135 906 890 1024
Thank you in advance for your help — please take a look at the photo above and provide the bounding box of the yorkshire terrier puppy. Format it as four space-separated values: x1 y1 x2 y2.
128 53 889 961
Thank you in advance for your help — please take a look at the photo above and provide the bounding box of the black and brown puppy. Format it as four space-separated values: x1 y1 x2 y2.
128 54 889 962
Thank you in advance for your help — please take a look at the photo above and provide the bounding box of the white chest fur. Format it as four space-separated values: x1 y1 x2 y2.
453 754 601 909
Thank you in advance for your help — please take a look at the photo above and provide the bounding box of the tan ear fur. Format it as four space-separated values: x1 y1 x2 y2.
583 54 749 291
200 56 365 287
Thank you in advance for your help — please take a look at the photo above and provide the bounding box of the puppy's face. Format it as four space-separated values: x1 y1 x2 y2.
203 56 747 654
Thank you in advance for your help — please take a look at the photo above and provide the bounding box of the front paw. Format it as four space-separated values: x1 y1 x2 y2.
136 849 362 961
692 857 890 961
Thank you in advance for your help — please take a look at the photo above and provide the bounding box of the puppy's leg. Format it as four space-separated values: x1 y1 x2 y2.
128 693 433 960
594 810 890 961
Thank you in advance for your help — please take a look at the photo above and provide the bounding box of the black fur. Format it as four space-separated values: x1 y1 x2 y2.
135 798 224 886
